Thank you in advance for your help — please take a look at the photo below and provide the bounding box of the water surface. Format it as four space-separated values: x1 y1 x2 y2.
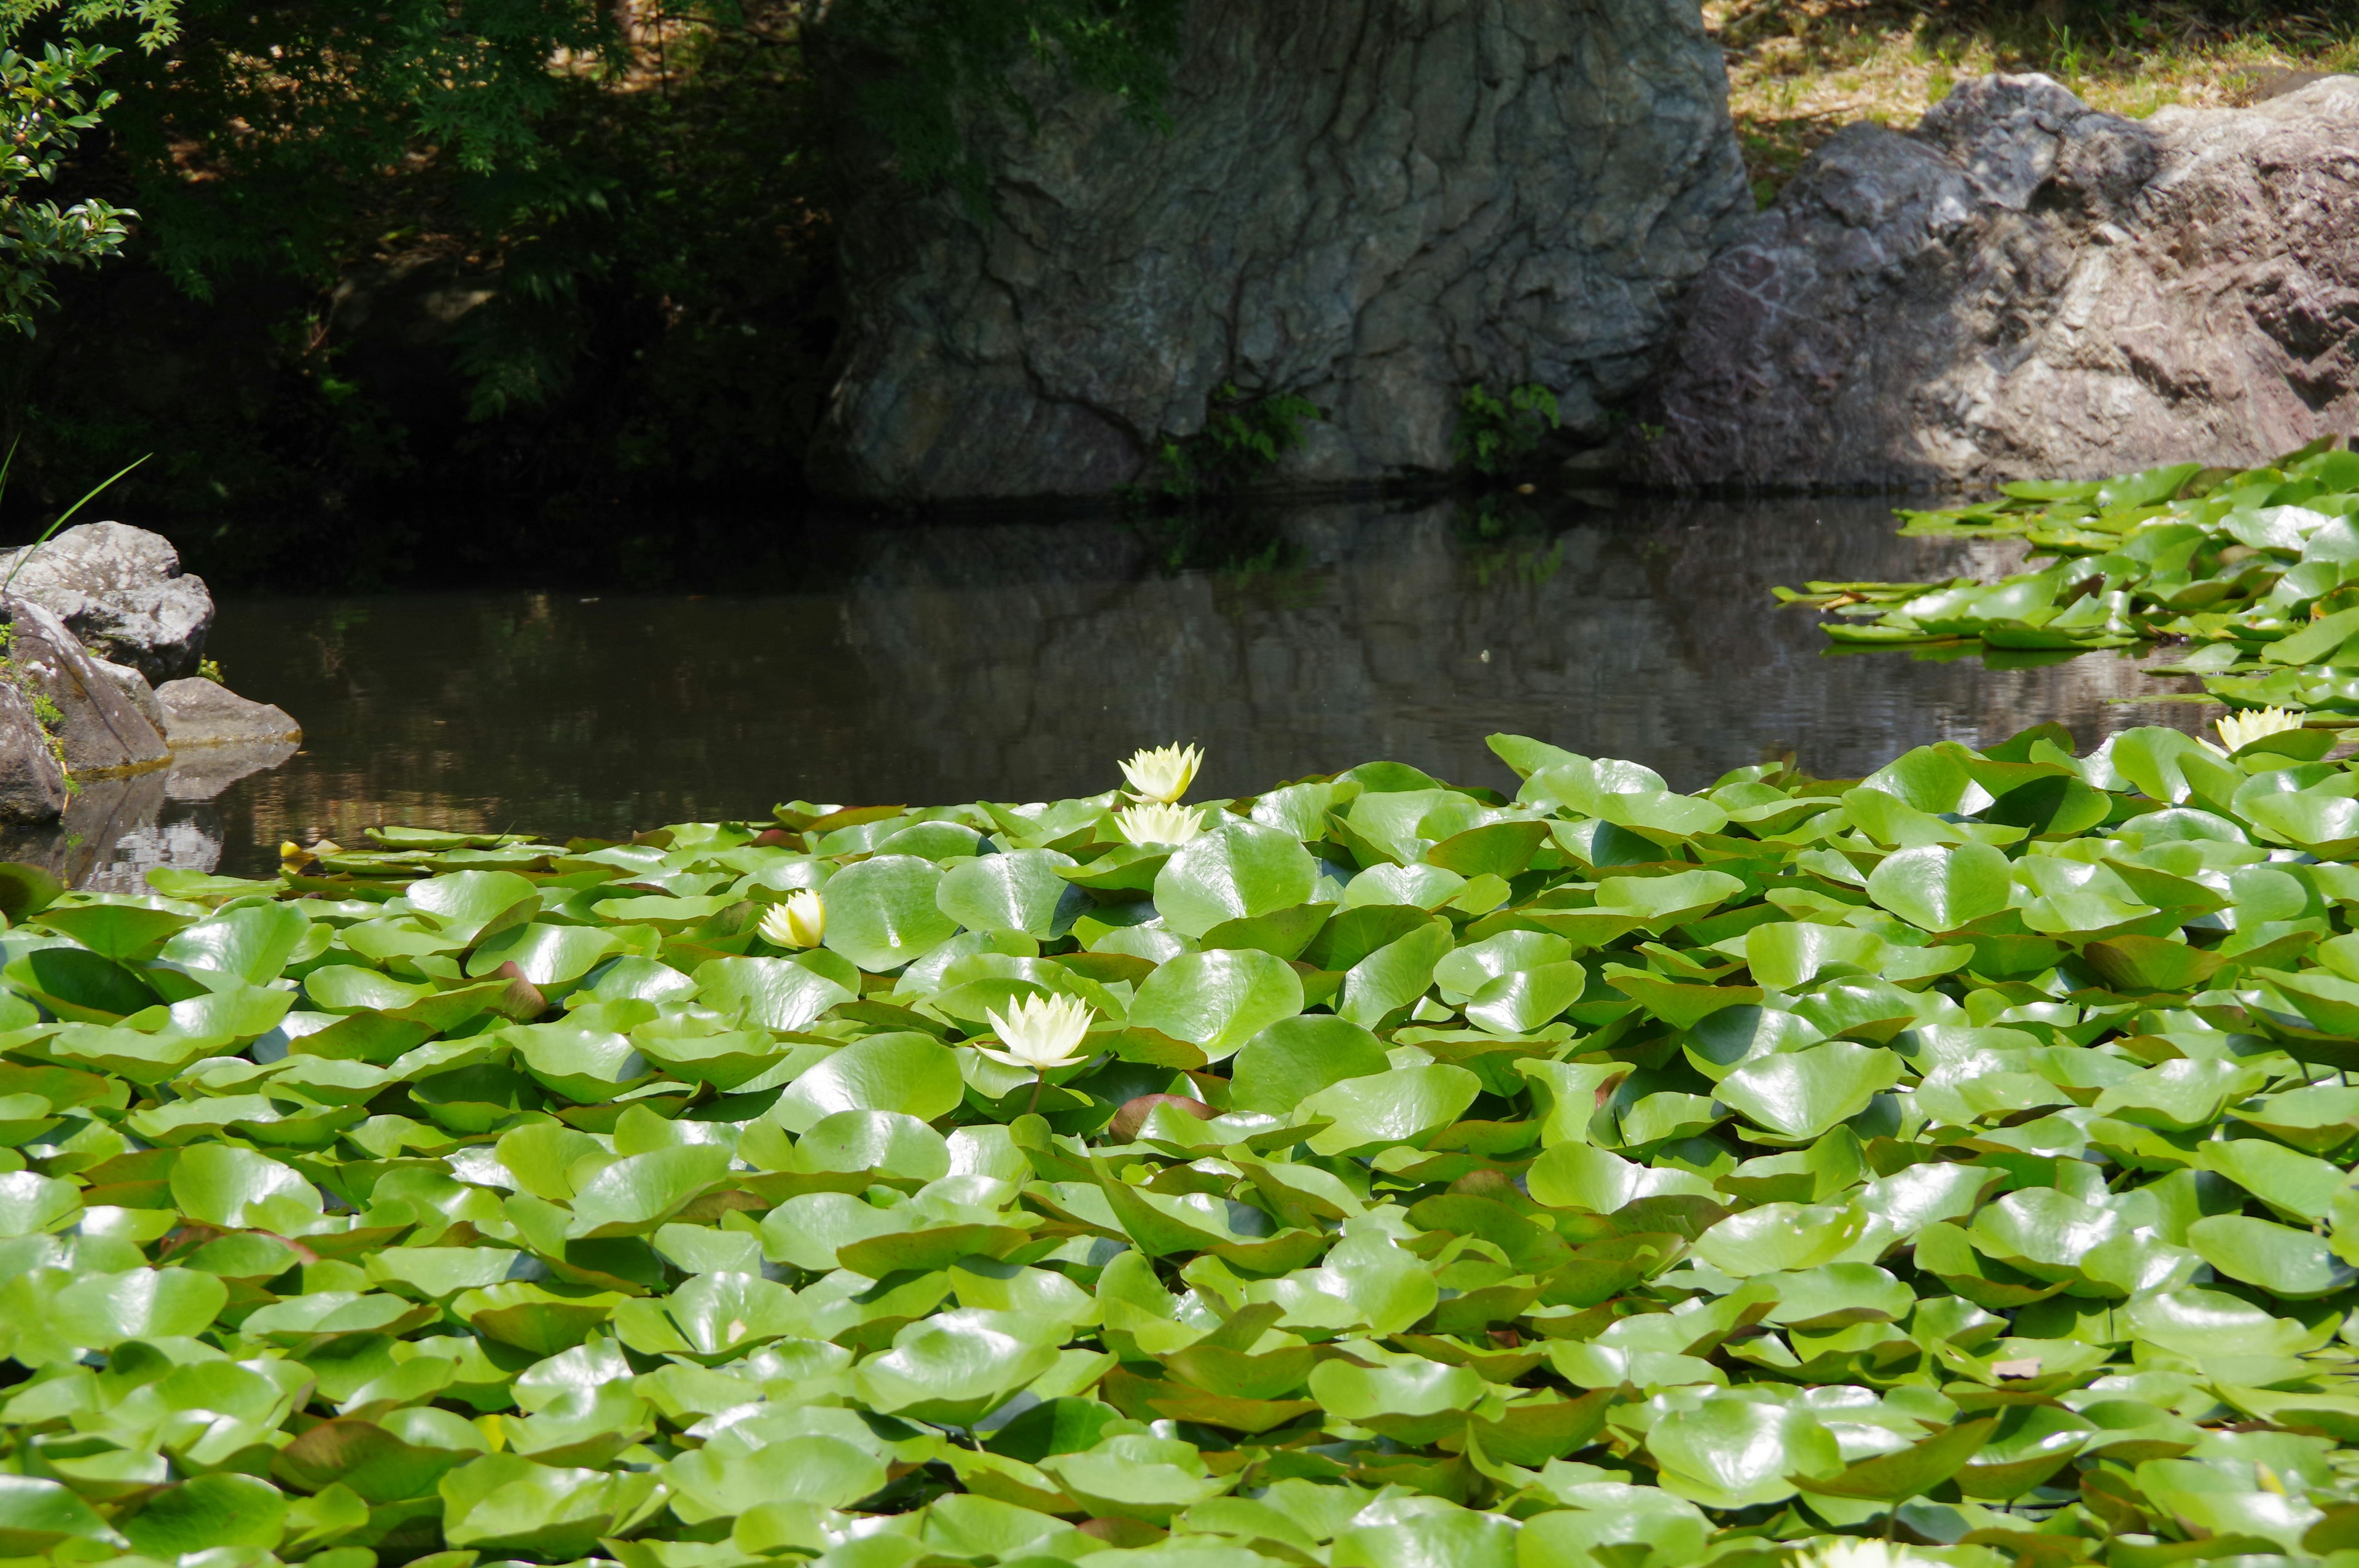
29 493 2210 887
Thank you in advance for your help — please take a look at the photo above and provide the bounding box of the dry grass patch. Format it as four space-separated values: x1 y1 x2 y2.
1708 1 2359 203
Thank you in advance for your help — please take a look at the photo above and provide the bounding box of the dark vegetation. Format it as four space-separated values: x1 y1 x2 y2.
0 0 1183 589
0 0 2347 590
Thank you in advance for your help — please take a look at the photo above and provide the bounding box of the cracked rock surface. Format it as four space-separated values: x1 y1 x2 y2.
812 0 1750 500
1645 73 2359 488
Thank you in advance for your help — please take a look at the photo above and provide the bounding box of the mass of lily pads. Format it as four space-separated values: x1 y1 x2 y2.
20 700 2359 1568
1776 439 2359 715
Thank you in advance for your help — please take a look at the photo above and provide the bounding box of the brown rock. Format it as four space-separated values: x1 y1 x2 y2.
1645 74 2359 489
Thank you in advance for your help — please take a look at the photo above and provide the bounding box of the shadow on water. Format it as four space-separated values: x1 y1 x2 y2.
20 490 2213 886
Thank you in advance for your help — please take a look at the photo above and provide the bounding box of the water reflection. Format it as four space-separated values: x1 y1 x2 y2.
36 493 2212 884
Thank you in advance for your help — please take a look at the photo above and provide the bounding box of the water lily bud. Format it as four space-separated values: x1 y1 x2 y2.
1119 742 1203 804
758 889 825 949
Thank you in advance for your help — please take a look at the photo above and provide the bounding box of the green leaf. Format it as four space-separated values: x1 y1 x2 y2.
1125 948 1303 1062
767 1032 963 1134
0 1476 121 1555
853 1310 1061 1426
407 870 541 945
1229 1015 1389 1115
694 955 855 1032
1332 1506 1516 1568
821 855 960 971
469 922 619 987
1715 1042 1903 1141
1866 842 2013 931
665 1437 886 1518
0 1170 78 1236
937 849 1085 938
1695 1202 1866 1276
53 1266 229 1346
34 900 197 960
1338 918 1452 1027
1038 1436 1232 1525
567 1145 733 1238
120 1474 287 1556
1152 820 1320 938
1307 1357 1485 1445
6 943 157 1021
1592 869 1747 929
1301 1064 1481 1156
1798 1415 1996 1501
170 1143 321 1230
2187 1214 2357 1298
439 1454 655 1557
1525 1143 1717 1212
1464 960 1587 1035
1648 1395 1841 1508
1425 821 1549 879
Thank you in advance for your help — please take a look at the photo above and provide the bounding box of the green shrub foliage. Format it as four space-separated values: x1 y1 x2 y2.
0 0 176 332
15 692 2359 1562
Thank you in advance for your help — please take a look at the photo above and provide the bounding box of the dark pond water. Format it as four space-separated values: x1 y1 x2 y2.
21 492 2213 889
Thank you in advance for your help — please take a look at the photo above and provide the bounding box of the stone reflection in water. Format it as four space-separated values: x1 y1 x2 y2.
0 743 297 891
122 494 2215 881
834 496 2206 795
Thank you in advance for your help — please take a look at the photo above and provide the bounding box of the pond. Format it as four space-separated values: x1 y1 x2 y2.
23 491 2210 889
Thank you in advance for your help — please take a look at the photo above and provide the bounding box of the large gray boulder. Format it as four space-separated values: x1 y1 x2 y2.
0 595 173 778
0 520 214 680
1644 74 2359 488
812 0 1751 499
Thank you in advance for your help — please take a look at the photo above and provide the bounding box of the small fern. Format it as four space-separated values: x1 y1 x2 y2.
1455 381 1560 475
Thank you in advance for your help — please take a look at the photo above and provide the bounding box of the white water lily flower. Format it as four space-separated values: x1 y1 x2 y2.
2216 704 2305 754
1793 1542 1942 1568
757 889 825 949
1115 802 1205 848
1119 742 1203 804
976 993 1095 1072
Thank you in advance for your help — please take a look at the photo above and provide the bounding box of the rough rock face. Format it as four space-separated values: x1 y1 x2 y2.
1645 74 2359 489
1 596 173 776
0 680 68 824
90 655 166 734
0 521 215 681
156 678 303 749
812 0 1751 500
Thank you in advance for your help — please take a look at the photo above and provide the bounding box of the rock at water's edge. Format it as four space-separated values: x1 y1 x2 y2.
1645 74 2359 488
1 596 172 777
812 0 1751 500
0 679 67 824
157 677 303 749
0 520 214 681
